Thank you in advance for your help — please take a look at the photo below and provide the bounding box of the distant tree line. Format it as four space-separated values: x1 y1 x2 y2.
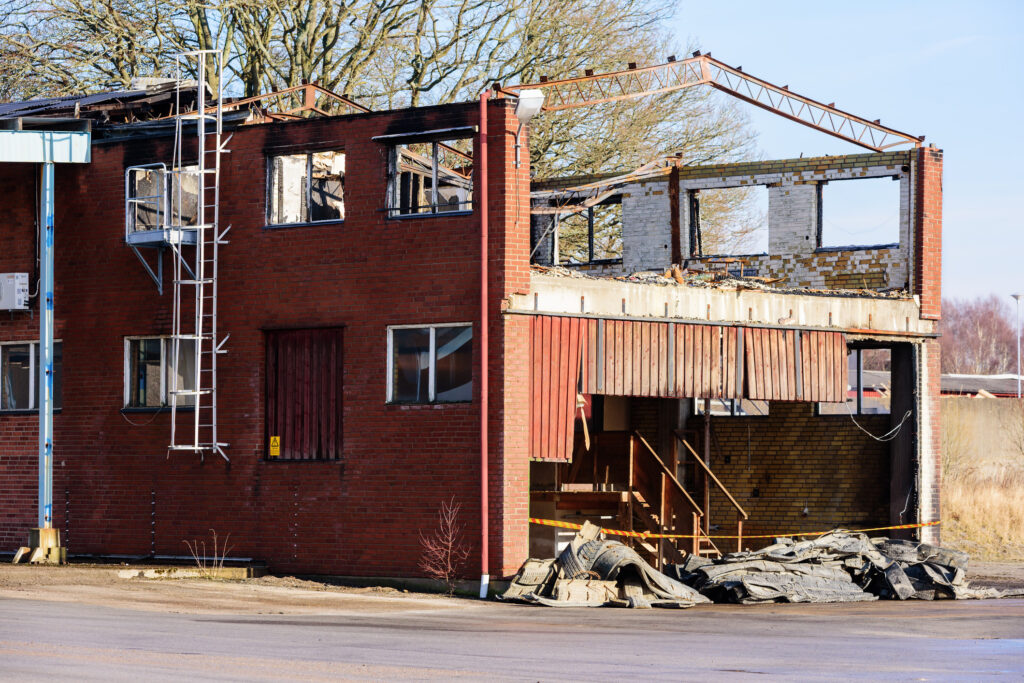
941 295 1022 376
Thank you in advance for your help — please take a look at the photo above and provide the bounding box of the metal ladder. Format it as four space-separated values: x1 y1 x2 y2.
168 50 230 461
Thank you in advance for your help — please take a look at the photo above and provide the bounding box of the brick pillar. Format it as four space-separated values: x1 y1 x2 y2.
487 98 532 576
917 339 942 544
914 147 942 320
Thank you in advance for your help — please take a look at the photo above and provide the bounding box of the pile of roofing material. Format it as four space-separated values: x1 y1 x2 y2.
666 530 1024 604
500 522 710 608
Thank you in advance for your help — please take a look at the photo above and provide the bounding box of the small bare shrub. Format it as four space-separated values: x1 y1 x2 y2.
419 498 470 595
183 529 234 579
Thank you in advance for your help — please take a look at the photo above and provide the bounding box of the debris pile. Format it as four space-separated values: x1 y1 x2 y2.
531 263 909 300
505 527 1024 608
666 530 1024 604
501 522 709 608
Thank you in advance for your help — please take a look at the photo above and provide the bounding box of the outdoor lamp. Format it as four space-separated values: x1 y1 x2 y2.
513 89 545 168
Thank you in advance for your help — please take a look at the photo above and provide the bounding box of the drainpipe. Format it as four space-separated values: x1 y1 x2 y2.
39 161 55 530
478 90 490 599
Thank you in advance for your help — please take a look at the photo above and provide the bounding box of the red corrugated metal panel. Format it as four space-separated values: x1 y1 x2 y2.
530 316 585 461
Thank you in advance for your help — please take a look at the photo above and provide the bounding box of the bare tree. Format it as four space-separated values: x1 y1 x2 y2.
940 295 1020 375
419 497 470 595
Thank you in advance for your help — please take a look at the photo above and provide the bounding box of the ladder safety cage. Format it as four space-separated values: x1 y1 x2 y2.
166 50 230 461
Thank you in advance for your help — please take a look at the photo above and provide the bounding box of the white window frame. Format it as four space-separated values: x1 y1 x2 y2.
123 336 196 408
386 323 472 403
0 339 62 411
266 149 346 226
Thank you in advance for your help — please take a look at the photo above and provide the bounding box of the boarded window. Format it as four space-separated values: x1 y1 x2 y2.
265 328 343 460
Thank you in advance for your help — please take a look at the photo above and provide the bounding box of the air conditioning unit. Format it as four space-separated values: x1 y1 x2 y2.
0 273 29 311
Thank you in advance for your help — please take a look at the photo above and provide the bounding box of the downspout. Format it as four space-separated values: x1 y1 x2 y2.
478 90 490 598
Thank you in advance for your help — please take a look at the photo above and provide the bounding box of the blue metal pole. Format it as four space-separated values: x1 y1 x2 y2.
39 161 54 529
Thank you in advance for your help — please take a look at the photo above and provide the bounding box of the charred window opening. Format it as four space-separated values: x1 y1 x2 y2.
388 138 473 217
268 150 346 225
127 165 199 232
556 197 622 264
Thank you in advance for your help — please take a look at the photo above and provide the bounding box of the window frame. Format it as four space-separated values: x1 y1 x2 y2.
386 323 473 404
265 148 346 229
122 336 196 410
384 131 475 219
555 196 624 265
0 339 63 412
817 347 891 416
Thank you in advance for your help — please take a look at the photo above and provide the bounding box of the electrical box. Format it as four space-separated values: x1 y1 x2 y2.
0 273 29 311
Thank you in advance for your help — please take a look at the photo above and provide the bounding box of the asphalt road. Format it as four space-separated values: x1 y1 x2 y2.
2 597 1023 681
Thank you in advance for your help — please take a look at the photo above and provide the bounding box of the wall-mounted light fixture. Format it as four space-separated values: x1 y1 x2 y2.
513 89 545 168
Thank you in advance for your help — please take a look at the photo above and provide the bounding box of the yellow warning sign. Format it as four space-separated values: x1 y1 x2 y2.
269 436 281 458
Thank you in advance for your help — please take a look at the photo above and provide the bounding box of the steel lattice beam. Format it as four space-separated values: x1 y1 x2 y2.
498 55 923 152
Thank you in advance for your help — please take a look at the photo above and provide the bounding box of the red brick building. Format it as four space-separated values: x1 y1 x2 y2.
0 61 942 582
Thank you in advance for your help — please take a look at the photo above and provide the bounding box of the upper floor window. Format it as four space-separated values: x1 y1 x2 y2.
387 324 472 403
387 137 473 217
124 336 196 408
1 340 63 411
557 197 623 264
126 164 199 233
268 150 346 226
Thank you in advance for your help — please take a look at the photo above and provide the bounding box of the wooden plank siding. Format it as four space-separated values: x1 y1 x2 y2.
530 315 585 461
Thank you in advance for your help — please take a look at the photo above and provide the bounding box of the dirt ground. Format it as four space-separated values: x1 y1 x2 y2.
0 564 469 615
1 560 1022 615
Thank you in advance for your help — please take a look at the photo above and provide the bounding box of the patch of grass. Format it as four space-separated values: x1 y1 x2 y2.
941 398 1024 560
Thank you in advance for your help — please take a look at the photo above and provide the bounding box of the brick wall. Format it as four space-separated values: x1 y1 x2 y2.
914 148 943 320
0 98 533 577
707 402 890 540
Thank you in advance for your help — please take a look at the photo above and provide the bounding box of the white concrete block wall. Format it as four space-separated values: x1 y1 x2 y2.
621 180 672 273
768 184 819 254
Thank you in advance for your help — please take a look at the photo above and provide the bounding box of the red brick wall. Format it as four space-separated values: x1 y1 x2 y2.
0 99 533 577
914 147 942 320
920 339 942 544
708 402 890 541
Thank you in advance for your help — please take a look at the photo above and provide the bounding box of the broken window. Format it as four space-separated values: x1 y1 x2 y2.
387 324 472 403
557 199 623 264
268 150 346 225
818 348 891 415
689 186 768 256
124 337 196 408
694 398 768 417
819 177 900 248
1 341 62 411
265 328 343 460
127 165 199 232
388 138 473 217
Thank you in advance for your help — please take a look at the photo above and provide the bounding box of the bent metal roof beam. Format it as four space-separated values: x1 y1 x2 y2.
497 54 923 152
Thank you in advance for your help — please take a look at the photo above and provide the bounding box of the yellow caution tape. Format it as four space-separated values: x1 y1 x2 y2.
528 518 941 540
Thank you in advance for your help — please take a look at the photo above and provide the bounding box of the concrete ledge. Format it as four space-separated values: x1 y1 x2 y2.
118 566 266 580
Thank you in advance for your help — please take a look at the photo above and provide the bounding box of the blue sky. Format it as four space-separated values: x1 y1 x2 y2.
671 1 1024 303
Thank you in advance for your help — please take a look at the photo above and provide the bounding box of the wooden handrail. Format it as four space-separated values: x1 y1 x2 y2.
633 432 702 516
674 432 748 520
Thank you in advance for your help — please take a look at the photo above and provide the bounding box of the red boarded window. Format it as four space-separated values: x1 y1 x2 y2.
266 328 343 460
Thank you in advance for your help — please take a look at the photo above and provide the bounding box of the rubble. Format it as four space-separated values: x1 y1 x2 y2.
500 522 710 608
667 531 1024 604
531 263 910 300
504 527 1024 608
